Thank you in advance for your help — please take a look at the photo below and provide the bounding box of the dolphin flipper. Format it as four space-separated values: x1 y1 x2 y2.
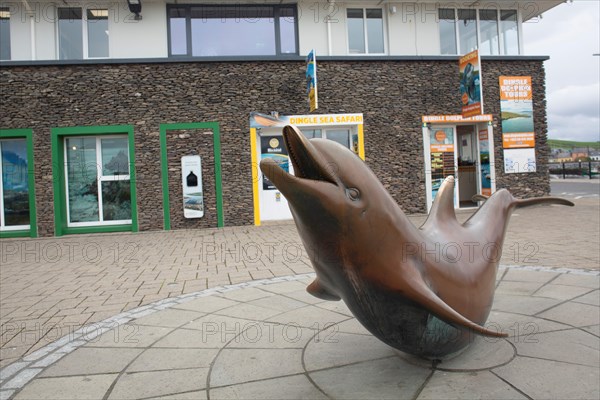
390 260 507 338
307 279 341 301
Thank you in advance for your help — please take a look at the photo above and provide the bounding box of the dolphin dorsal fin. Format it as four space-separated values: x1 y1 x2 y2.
421 176 458 231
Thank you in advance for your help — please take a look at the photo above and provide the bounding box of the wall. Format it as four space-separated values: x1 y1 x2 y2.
0 58 550 237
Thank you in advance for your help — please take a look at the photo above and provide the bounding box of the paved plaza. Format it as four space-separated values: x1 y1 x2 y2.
0 180 599 399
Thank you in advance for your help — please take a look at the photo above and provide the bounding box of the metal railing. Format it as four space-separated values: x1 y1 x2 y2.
549 161 600 179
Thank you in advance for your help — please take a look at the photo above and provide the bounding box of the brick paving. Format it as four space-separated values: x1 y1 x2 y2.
1 194 598 368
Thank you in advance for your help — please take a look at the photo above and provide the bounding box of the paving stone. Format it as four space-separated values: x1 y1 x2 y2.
434 337 515 371
538 301 600 327
246 295 307 312
582 325 599 336
108 368 208 399
226 324 315 349
551 274 600 289
502 269 559 283
0 361 29 381
147 390 207 400
304 332 397 371
266 305 349 329
533 284 595 301
153 328 228 349
217 288 274 302
283 289 324 305
134 309 205 328
210 374 327 400
493 356 600 399
509 328 599 367
496 280 546 296
209 348 304 387
0 390 15 400
487 310 571 336
85 325 173 348
214 303 282 321
14 374 117 400
572 289 600 306
173 296 240 313
313 300 354 317
39 348 142 377
309 357 430 400
417 370 527 400
259 280 307 294
492 293 562 315
333 318 373 336
127 348 218 372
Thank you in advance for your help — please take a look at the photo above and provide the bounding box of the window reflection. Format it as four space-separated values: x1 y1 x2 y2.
0 139 29 227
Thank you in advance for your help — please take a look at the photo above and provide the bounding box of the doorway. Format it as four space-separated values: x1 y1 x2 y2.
457 125 478 208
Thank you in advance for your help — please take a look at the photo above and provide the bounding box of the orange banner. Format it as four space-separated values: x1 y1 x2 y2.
502 132 535 149
499 76 532 101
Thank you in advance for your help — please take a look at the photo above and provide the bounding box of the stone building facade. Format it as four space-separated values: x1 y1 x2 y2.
0 57 550 237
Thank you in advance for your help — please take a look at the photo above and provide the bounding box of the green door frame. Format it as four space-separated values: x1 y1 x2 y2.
0 128 37 238
51 125 139 236
159 122 223 229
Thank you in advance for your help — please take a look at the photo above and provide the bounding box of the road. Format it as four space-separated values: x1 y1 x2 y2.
551 179 600 199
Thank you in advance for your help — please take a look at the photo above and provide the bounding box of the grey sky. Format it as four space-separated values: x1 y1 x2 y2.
522 0 599 142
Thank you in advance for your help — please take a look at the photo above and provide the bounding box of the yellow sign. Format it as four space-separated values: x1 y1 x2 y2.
499 76 535 149
459 50 483 118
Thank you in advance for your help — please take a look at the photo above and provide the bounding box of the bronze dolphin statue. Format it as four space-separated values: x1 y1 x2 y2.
260 125 574 358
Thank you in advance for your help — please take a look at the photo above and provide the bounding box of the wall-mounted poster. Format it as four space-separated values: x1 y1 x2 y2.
478 130 492 196
430 128 455 201
504 148 536 174
459 50 483 118
499 76 536 173
261 136 289 190
181 155 204 219
306 49 318 112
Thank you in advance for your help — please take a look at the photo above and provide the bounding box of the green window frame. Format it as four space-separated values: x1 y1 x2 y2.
159 122 223 229
51 125 138 236
0 128 37 238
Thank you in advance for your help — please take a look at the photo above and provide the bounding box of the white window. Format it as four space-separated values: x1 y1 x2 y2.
58 7 109 60
64 136 131 227
347 8 385 54
439 8 520 55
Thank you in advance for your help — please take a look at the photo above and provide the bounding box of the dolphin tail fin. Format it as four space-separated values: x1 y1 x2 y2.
514 197 574 208
395 262 507 338
472 194 489 203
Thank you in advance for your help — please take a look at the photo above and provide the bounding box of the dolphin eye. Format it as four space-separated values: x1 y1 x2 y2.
346 188 360 201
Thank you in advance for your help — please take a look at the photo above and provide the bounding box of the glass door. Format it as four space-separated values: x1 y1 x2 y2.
64 136 132 227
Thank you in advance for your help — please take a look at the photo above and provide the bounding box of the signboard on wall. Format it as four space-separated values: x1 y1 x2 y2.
181 155 204 219
306 49 318 112
459 50 483 118
504 148 536 174
260 136 289 190
430 128 455 201
499 76 536 173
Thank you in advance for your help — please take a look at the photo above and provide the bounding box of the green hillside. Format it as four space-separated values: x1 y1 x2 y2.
548 139 600 150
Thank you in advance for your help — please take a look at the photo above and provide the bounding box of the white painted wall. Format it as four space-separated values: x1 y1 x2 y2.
2 0 539 61
109 1 167 59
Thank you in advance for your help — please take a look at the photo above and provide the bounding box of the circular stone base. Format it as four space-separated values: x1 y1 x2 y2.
396 336 516 371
